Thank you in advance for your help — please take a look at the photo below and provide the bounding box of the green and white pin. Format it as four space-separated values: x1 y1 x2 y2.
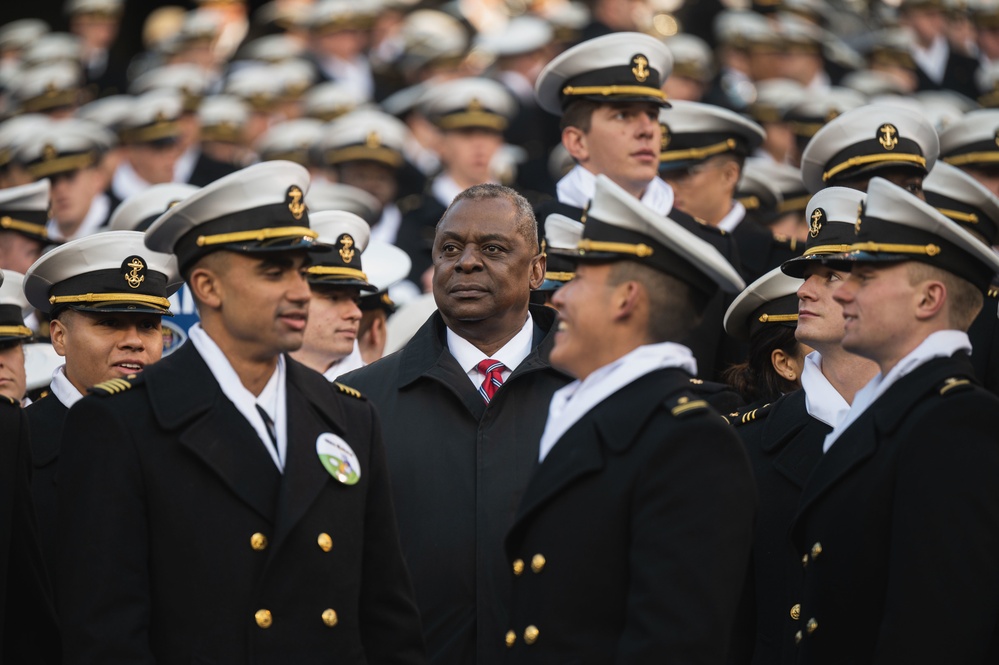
316 433 361 485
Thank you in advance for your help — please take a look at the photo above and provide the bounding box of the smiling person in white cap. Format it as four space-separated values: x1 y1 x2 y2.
504 174 753 664
22 230 180 586
789 177 999 664
55 160 426 665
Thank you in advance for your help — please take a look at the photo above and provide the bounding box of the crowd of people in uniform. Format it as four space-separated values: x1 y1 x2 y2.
2 0 999 662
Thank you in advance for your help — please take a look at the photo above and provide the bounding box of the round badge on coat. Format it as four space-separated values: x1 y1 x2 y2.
316 433 361 485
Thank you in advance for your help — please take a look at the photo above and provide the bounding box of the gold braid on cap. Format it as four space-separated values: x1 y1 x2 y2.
561 85 666 100
577 239 654 257
0 216 48 238
48 293 172 310
660 139 738 163
823 153 926 182
306 266 369 281
196 226 317 247
848 241 941 256
0 325 32 337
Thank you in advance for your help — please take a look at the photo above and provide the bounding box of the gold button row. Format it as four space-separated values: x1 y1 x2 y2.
254 608 339 629
512 554 546 575
249 532 333 552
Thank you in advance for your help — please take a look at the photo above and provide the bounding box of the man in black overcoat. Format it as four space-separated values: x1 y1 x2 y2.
342 184 571 665
55 161 426 664
503 174 757 664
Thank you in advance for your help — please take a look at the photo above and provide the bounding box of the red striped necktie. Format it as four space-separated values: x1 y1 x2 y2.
477 359 506 403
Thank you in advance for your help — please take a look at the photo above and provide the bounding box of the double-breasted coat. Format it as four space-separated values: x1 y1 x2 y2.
503 367 758 665
24 392 68 585
341 305 572 665
56 342 426 665
727 390 827 665
791 354 999 664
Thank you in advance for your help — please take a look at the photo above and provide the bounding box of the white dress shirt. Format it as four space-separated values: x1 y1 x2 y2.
322 341 366 381
912 34 949 85
111 160 153 201
538 342 698 462
431 173 470 208
173 146 199 184
556 165 676 216
716 200 747 234
372 203 402 245
800 351 851 429
823 330 972 452
446 313 534 391
49 365 84 409
189 323 288 471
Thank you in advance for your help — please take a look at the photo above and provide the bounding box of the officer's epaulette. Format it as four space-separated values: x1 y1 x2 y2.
772 233 799 253
988 285 999 300
938 376 974 397
334 382 364 399
667 392 710 418
90 374 141 397
0 394 16 405
725 402 774 427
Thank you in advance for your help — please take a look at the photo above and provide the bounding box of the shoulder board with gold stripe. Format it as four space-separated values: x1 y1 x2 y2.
726 402 774 427
938 376 973 397
667 393 710 418
0 394 16 405
988 286 999 300
334 382 364 399
90 377 136 397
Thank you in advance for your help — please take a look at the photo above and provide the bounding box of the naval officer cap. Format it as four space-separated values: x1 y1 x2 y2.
320 110 408 170
781 186 866 277
922 161 999 245
119 91 183 146
0 115 51 170
723 266 803 342
421 77 516 133
800 103 939 194
357 240 413 314
535 31 673 116
824 177 999 293
0 271 33 344
736 161 784 226
11 61 82 114
540 213 583 291
145 161 322 272
0 20 49 54
658 100 766 173
306 181 381 226
302 81 366 122
742 158 810 216
306 211 376 292
0 180 54 247
75 94 134 136
938 109 999 170
109 183 200 232
256 118 324 166
24 231 181 315
130 64 209 113
664 33 714 83
577 174 745 299
198 95 250 144
474 15 553 58
16 121 105 180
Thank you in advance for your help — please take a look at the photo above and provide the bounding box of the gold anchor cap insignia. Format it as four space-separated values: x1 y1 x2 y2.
338 233 355 263
660 122 671 151
42 143 57 162
365 131 381 149
878 123 898 150
122 256 146 289
809 208 824 238
286 185 306 220
467 98 484 112
855 202 864 234
631 54 650 83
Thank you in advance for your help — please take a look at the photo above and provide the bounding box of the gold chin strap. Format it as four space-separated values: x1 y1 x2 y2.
326 146 403 168
0 216 48 239
306 266 369 281
935 208 979 224
848 241 941 256
737 195 760 210
561 85 666 100
544 271 575 281
802 243 854 256
943 152 999 166
757 313 799 323
660 139 737 163
778 195 810 214
48 293 172 310
578 239 654 258
196 226 318 247
436 113 508 132
0 325 31 337
823 153 926 182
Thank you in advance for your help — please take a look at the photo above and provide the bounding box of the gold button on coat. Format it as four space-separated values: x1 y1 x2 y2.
790 604 801 620
255 609 272 628
322 608 338 627
318 533 333 552
250 533 268 551
806 618 818 634
524 625 539 645
505 630 516 647
810 542 822 559
794 630 802 644
512 559 525 575
801 553 809 567
530 554 546 573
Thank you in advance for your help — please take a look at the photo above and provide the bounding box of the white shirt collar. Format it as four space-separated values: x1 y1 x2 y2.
911 33 949 85
50 365 84 409
800 351 851 429
47 192 110 242
446 312 534 390
431 173 471 208
173 145 199 184
322 341 367 381
112 160 153 201
716 200 746 233
496 70 534 101
318 54 374 101
823 329 971 452
556 165 675 216
538 341 698 462
189 323 288 471
372 203 402 245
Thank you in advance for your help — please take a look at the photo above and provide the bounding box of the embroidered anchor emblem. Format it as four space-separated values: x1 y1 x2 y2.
287 185 305 220
339 234 355 264
878 123 898 151
365 131 380 149
855 202 864 235
124 257 145 289
631 54 650 83
809 208 824 238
